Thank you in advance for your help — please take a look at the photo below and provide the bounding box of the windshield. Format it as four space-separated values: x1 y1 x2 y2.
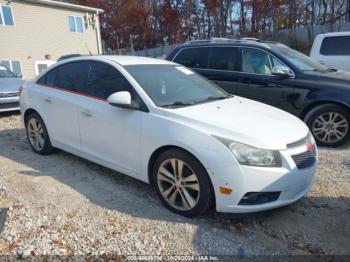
0 66 17 78
275 46 328 72
125 65 230 107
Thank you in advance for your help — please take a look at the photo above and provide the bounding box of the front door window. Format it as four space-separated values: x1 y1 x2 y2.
242 48 273 75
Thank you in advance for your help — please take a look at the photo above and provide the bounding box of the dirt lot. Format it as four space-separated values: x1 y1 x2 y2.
0 113 349 259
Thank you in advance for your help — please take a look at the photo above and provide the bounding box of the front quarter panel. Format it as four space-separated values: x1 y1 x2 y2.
139 111 243 184
289 75 350 116
300 89 350 116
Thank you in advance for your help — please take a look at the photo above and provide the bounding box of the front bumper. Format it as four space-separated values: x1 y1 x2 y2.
208 144 317 213
0 96 20 112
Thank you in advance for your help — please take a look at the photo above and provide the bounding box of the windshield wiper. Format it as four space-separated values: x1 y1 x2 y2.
303 69 326 73
161 95 231 108
327 68 338 72
194 95 231 104
161 101 195 108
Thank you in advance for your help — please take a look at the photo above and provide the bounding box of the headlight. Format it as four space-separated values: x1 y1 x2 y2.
213 136 282 167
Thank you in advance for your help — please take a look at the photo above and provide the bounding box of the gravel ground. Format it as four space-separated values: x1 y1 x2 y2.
0 113 349 259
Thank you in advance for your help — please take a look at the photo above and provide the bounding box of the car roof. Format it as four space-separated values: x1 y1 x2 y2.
177 38 288 50
316 31 350 37
107 55 176 66
60 55 176 66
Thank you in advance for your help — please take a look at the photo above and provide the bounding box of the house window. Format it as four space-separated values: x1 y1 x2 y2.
68 16 84 33
0 5 14 26
0 60 22 76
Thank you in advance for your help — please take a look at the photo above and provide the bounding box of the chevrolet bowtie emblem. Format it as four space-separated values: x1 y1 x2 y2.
307 142 315 152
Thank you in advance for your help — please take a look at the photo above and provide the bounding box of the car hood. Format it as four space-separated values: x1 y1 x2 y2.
303 70 350 89
0 78 23 92
163 97 309 150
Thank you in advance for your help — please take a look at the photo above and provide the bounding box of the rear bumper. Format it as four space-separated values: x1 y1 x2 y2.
0 97 20 112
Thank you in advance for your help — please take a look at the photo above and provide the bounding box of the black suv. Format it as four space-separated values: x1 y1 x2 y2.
166 38 350 147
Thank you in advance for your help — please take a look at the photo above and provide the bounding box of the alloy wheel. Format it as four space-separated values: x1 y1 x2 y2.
27 118 45 151
312 112 349 143
157 158 200 211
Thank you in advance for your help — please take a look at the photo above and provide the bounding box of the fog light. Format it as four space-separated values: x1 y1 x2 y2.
238 192 281 205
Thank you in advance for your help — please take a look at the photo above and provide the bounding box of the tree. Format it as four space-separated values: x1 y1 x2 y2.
67 0 350 51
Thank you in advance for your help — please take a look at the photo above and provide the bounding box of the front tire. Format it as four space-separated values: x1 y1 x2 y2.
153 149 214 217
25 112 54 155
304 104 350 147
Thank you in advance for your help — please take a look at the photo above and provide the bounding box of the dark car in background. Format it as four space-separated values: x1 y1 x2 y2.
0 65 23 113
166 38 350 147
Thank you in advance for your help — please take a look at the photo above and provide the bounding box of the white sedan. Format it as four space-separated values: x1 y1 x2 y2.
20 56 317 217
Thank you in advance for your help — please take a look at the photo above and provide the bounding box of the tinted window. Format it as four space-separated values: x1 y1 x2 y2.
54 62 90 91
270 56 285 68
37 68 58 86
241 48 272 75
86 62 133 99
173 47 210 68
209 47 240 71
320 36 350 56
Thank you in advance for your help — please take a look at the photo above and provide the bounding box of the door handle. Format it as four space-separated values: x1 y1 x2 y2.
80 109 92 117
43 97 52 103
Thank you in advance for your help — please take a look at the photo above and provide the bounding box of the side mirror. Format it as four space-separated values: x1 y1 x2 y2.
272 66 293 78
107 91 132 108
17 74 23 79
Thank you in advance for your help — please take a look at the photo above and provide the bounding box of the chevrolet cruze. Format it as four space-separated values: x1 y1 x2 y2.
20 56 317 217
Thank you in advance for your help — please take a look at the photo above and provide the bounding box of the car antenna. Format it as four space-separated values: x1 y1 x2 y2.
85 42 92 56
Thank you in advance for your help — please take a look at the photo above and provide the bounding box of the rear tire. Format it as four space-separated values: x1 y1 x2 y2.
304 104 350 147
153 149 214 217
25 112 54 155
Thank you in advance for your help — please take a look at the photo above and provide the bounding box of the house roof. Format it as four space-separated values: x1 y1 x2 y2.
21 0 104 14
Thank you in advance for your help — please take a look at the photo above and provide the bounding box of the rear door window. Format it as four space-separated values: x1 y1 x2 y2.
54 61 90 92
320 36 350 56
173 47 210 69
37 67 58 86
209 47 240 71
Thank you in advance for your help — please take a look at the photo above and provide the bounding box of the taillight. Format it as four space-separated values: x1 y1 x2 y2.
19 86 24 94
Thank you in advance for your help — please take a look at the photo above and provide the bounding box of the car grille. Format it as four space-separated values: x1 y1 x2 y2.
0 92 20 98
0 102 19 110
291 147 316 169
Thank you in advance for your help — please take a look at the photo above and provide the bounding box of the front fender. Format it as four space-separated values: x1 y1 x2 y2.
298 90 350 118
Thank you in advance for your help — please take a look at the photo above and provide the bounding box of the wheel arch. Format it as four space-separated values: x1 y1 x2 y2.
148 145 197 185
24 108 41 124
300 100 350 120
147 144 216 208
